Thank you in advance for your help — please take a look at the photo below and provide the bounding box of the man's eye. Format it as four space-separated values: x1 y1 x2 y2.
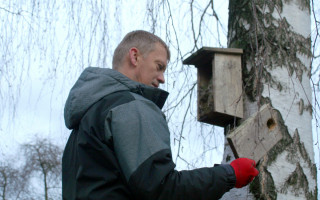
158 64 164 71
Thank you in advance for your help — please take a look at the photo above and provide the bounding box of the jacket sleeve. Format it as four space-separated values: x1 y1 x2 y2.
107 98 236 200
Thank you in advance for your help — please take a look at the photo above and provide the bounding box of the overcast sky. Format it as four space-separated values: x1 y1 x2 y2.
0 1 231 170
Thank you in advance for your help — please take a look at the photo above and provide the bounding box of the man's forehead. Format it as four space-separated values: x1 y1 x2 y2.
156 43 169 58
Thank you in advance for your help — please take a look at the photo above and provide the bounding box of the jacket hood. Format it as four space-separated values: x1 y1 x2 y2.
64 67 169 129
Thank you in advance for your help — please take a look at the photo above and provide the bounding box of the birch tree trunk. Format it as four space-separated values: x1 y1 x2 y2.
221 0 317 199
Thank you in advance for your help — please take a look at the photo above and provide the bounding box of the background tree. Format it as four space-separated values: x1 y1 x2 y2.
0 161 28 200
22 138 62 200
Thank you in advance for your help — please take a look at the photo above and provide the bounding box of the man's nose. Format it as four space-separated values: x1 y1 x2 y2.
158 73 165 84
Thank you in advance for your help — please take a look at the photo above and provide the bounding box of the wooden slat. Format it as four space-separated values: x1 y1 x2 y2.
183 47 243 66
213 53 243 119
227 104 283 163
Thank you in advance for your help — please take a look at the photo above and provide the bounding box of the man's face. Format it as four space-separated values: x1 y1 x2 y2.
135 43 168 88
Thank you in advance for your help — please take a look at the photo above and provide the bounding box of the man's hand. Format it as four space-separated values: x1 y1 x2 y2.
230 158 259 188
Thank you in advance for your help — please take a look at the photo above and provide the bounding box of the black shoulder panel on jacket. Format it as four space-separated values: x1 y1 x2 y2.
81 90 136 143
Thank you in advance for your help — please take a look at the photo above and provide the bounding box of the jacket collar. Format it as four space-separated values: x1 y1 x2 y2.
130 85 169 109
106 68 169 109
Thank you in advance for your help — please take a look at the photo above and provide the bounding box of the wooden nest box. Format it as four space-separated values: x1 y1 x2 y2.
183 47 243 127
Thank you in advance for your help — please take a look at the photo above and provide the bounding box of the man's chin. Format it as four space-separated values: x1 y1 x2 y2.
152 84 159 88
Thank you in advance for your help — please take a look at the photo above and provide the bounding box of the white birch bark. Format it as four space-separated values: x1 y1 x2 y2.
221 0 317 199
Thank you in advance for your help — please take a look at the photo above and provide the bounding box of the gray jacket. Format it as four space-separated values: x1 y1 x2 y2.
62 67 236 200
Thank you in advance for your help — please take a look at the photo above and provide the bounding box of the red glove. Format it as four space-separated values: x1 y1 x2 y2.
230 158 259 188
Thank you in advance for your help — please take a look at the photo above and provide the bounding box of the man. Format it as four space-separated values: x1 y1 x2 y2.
62 30 259 200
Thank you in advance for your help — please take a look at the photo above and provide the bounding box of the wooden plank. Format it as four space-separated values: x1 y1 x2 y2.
213 53 243 119
183 47 243 66
227 104 283 163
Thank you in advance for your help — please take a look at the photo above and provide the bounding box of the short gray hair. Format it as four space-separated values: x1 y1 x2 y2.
112 30 170 69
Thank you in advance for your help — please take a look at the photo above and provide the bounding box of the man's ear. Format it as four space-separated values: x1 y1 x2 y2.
129 47 139 67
